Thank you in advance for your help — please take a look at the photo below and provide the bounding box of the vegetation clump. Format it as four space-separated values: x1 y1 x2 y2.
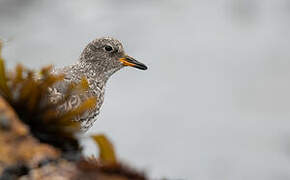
0 41 148 180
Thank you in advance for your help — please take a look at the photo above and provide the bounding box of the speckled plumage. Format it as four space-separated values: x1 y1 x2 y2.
49 37 147 131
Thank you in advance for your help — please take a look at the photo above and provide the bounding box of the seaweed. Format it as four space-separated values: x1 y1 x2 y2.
0 40 96 160
92 134 117 165
0 40 149 179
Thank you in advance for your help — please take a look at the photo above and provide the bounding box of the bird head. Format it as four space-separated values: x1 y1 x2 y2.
80 37 147 77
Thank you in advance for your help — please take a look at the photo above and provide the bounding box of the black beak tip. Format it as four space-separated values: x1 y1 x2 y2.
141 65 148 70
124 56 148 70
135 64 148 70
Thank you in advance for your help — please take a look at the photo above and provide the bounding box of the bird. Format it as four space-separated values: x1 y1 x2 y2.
48 37 147 132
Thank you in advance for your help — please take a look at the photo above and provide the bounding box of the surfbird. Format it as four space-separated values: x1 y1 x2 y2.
49 37 147 131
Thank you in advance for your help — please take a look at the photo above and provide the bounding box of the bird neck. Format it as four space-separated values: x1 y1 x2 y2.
71 61 121 97
75 61 110 83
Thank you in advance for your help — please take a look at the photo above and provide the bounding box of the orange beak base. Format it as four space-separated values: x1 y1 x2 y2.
119 56 147 70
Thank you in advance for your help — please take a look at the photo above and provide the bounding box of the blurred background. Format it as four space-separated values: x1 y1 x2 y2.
1 0 290 179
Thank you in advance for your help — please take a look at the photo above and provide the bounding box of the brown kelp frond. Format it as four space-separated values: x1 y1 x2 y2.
0 64 77 158
59 97 97 123
91 134 117 166
79 76 90 91
0 43 11 99
74 135 148 179
77 157 147 180
0 42 96 159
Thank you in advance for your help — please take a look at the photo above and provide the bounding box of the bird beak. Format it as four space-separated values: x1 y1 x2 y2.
119 56 147 70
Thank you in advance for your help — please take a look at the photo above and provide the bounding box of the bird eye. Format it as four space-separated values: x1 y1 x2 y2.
104 45 113 52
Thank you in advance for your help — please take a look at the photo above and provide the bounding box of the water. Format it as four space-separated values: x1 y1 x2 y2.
1 0 290 179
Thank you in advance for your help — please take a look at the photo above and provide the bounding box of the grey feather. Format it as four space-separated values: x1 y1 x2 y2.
48 37 147 132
